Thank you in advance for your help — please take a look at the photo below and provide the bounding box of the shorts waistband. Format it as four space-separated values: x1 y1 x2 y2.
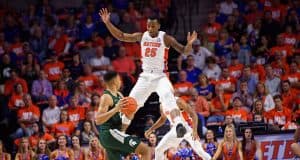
143 69 168 73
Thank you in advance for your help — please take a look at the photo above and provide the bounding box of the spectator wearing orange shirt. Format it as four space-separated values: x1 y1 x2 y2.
4 69 28 96
112 46 136 76
66 96 86 128
280 80 297 110
280 26 298 48
77 64 101 92
188 88 210 118
51 110 75 137
9 36 24 57
270 35 293 59
10 94 40 139
43 54 65 82
28 122 55 150
265 95 292 130
203 12 222 50
267 0 287 22
270 51 289 77
8 83 25 111
282 61 300 89
207 85 231 125
213 67 236 95
264 64 281 96
244 1 263 25
226 97 248 123
48 27 70 58
174 70 193 102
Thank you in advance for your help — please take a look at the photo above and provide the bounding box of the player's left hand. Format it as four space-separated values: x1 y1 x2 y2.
187 31 197 45
192 129 199 140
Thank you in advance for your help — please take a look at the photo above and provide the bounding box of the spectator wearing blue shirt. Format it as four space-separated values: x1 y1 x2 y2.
184 55 202 84
194 74 214 100
238 65 258 95
79 15 97 41
214 30 234 58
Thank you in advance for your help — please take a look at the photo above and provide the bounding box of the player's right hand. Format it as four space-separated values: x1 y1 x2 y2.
99 8 110 24
144 128 153 139
116 98 128 111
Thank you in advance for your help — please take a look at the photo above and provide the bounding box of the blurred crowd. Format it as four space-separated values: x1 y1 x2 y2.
0 0 300 159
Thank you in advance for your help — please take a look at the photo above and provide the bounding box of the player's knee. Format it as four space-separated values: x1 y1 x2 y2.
291 142 299 151
136 142 151 156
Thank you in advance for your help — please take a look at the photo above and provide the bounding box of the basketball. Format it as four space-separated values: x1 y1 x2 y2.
121 97 138 116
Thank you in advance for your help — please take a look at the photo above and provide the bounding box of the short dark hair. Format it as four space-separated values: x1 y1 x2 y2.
273 94 282 101
147 16 160 24
103 71 118 82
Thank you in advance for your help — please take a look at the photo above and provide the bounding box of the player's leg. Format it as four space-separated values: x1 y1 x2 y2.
291 142 300 157
134 141 151 160
129 72 154 109
155 129 182 160
183 126 211 160
156 76 187 137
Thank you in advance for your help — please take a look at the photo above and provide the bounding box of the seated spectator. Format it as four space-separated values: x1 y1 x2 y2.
184 55 202 83
213 67 236 96
219 0 238 15
270 35 293 59
67 54 84 80
281 80 298 110
252 35 269 63
282 61 300 90
264 64 281 96
225 97 248 123
279 25 297 48
202 12 222 51
0 54 17 92
20 52 40 87
54 80 71 107
253 82 275 112
80 120 96 147
228 55 244 79
34 139 51 160
43 54 65 82
31 70 53 103
8 83 25 111
0 140 11 160
174 70 193 101
244 1 263 25
112 46 136 76
15 137 36 160
9 36 24 59
51 110 75 137
28 122 55 150
77 64 102 93
260 11 281 45
71 135 85 160
89 46 111 77
91 32 104 48
207 85 231 125
194 74 214 100
268 0 287 22
73 81 92 107
147 133 157 159
42 95 61 132
231 80 253 111
103 35 119 60
85 137 106 160
61 68 76 91
4 69 28 96
214 30 233 59
119 12 138 33
251 99 265 122
265 95 292 130
203 56 221 80
238 65 258 95
29 26 48 61
50 135 74 159
48 27 70 58
79 15 96 41
271 51 289 78
66 96 86 129
202 130 218 158
231 40 250 66
11 94 40 139
224 13 244 40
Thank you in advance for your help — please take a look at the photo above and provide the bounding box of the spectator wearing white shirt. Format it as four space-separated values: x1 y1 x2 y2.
178 39 213 70
203 56 221 80
220 0 238 15
42 95 61 131
89 46 111 76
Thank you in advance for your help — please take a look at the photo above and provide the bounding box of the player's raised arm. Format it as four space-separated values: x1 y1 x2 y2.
99 8 143 42
164 31 197 55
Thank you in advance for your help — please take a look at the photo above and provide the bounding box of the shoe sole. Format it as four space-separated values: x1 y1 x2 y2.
176 123 187 138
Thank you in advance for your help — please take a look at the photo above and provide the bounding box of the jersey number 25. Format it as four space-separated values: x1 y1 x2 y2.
145 48 157 57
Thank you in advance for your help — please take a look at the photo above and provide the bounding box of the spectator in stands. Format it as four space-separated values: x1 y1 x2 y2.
264 64 281 96
34 139 51 160
265 95 292 130
54 80 71 107
194 74 214 100
147 132 157 159
67 54 83 80
50 135 74 159
231 80 253 111
119 12 138 33
51 110 75 137
219 0 238 15
184 55 202 83
226 97 248 123
80 120 96 147
270 52 289 78
71 135 85 159
202 129 218 158
282 61 300 90
31 70 53 103
253 82 275 112
73 81 91 107
244 1 263 25
203 12 222 51
0 54 16 92
284 9 299 31
214 30 233 60
89 46 111 77
207 85 231 125
174 70 193 101
280 25 297 48
85 137 106 160
291 122 300 158
214 67 236 95
78 64 101 93
8 83 25 111
260 11 281 45
0 140 11 160
103 35 119 60
228 55 244 79
203 56 221 80
79 15 97 41
112 46 136 76
253 35 269 61
42 95 61 132
281 80 297 110
4 69 28 96
15 137 36 160
29 26 48 61
20 52 40 87
238 65 258 95
241 128 262 160
66 96 86 128
251 99 265 122
270 35 293 60
43 53 65 82
28 121 55 150
211 124 243 160
48 26 71 58
11 94 40 139
224 14 243 40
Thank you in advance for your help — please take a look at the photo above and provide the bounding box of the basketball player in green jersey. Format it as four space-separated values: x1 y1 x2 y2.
95 71 151 160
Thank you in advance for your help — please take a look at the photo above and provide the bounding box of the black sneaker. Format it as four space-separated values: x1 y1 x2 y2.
176 123 187 138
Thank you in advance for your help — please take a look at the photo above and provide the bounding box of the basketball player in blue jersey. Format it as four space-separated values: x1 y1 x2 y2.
99 8 197 138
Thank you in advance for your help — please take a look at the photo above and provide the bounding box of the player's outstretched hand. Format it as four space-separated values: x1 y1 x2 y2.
144 128 153 139
187 31 198 44
99 8 110 24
